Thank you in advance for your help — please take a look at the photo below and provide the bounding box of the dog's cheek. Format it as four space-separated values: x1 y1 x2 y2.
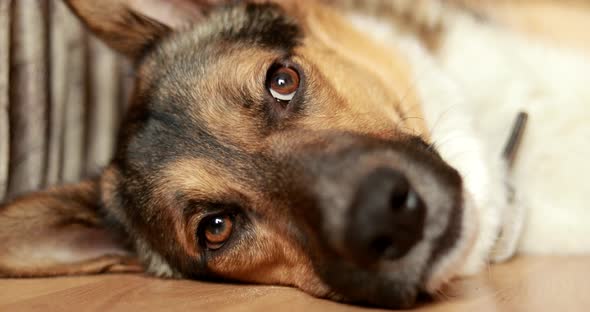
205 223 332 297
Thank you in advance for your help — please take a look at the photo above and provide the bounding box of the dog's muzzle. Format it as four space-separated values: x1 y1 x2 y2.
271 131 463 308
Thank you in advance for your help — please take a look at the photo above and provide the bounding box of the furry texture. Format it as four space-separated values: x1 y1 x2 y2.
1 1 588 307
348 4 590 279
438 12 590 255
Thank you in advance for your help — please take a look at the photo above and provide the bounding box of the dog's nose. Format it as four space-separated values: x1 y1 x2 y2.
345 167 426 264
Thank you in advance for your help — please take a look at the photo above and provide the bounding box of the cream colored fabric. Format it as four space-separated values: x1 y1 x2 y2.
0 0 131 200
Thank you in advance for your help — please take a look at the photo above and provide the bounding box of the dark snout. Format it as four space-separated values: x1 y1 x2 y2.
345 167 426 266
273 131 463 309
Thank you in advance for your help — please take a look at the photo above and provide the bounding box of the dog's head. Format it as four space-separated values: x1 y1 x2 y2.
0 0 474 308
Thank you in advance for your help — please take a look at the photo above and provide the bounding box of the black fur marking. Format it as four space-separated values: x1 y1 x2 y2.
217 3 302 52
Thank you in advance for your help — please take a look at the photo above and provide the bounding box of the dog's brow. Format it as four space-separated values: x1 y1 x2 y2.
230 3 303 51
181 198 209 219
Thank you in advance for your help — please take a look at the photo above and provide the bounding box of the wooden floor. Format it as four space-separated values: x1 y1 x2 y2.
1 256 588 311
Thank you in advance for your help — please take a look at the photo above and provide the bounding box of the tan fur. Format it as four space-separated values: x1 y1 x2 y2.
0 180 140 277
161 159 242 200
65 0 170 57
159 158 332 294
295 3 428 139
131 2 434 290
207 221 332 296
2 0 588 307
192 49 277 152
129 1 590 299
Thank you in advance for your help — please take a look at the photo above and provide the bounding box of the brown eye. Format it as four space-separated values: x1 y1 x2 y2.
268 66 300 102
203 215 234 250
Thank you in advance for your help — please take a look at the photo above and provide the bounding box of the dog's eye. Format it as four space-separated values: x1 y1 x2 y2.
202 215 234 250
268 66 300 102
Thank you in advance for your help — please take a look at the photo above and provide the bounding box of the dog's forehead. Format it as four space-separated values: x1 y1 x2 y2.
140 3 302 75
131 1 429 145
123 3 306 149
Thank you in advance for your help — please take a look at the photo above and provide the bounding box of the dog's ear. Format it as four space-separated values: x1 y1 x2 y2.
0 179 141 277
65 0 225 57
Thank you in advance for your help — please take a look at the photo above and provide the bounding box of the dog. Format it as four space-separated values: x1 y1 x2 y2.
1 0 589 309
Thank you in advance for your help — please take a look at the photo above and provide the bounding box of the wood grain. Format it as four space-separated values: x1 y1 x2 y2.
0 0 10 199
0 256 588 312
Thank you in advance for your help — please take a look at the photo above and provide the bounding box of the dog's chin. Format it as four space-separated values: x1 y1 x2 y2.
313 193 475 309
318 262 422 309
319 247 472 309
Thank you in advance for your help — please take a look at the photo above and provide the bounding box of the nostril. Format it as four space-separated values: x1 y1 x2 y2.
389 181 410 212
369 236 394 257
369 237 408 260
344 167 426 265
